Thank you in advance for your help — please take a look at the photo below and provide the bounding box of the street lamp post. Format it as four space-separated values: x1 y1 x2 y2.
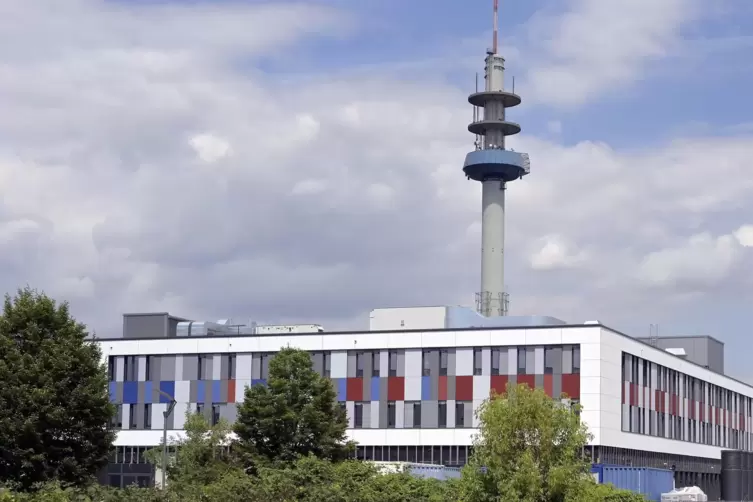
156 390 177 490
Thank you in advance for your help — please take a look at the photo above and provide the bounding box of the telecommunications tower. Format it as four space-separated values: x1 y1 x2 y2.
463 0 530 317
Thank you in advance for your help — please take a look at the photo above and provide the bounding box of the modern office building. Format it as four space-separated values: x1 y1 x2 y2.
100 307 748 499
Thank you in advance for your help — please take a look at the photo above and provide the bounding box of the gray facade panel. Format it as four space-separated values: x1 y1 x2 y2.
499 348 508 375
404 403 414 429
189 381 199 402
397 351 405 377
562 347 573 374
379 377 388 402
448 351 456 377
525 348 535 375
251 354 261 380
312 353 323 375
220 355 230 381
347 353 357 378
422 400 438 428
158 356 173 381
464 402 473 428
183 356 199 381
535 374 544 389
552 374 562 400
220 381 228 403
363 352 373 380
363 376 371 402
447 375 456 400
552 347 563 374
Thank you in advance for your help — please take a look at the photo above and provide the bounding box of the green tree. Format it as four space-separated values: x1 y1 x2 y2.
459 382 644 502
147 411 240 492
234 347 353 466
0 288 115 490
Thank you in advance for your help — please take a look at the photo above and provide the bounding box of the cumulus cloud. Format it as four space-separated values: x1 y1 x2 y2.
0 0 751 345
525 0 697 107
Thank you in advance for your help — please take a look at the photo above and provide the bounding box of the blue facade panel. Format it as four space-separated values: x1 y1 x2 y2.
143 381 153 404
123 382 138 404
212 380 221 403
159 381 175 403
196 381 206 403
421 376 431 400
109 382 117 403
336 379 347 401
371 377 380 400
592 464 673 501
251 379 266 387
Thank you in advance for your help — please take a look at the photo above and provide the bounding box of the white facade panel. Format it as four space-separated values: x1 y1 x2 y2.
456 349 473 376
404 350 422 377
152 403 166 431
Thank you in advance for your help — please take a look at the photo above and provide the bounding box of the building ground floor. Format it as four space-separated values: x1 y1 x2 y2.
102 443 722 500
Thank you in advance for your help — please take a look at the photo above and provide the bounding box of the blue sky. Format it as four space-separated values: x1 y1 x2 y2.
3 0 753 378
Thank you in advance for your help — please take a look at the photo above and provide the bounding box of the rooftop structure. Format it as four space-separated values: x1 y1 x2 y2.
463 0 530 317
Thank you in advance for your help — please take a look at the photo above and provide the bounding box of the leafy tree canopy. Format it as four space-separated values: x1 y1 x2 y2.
233 347 353 465
459 383 646 502
0 287 115 491
146 411 240 492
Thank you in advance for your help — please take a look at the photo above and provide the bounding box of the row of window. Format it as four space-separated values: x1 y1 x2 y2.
109 346 583 382
625 405 751 450
623 353 749 412
350 401 471 429
112 403 223 429
108 444 472 468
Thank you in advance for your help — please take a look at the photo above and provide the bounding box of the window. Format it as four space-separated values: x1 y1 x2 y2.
473 348 482 376
145 356 153 381
111 405 122 429
227 354 236 380
196 403 204 415
211 404 221 426
108 356 116 381
438 401 447 428
372 352 380 377
354 402 364 428
517 348 526 374
387 401 396 428
544 347 554 374
338 401 346 417
456 402 466 427
388 350 398 377
198 355 211 380
356 352 365 378
123 356 136 381
129 404 137 429
422 350 431 376
324 352 332 378
572 346 581 374
144 404 152 430
260 353 272 379
439 349 449 377
491 348 500 376
412 402 422 428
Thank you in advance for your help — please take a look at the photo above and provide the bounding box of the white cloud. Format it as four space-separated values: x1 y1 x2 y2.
524 0 697 107
529 235 586 271
0 0 751 349
189 133 232 163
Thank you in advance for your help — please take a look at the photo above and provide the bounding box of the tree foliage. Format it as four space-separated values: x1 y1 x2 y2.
0 288 115 491
459 382 646 502
233 347 353 466
146 411 240 492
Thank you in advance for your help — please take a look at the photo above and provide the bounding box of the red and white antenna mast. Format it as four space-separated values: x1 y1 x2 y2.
492 0 499 54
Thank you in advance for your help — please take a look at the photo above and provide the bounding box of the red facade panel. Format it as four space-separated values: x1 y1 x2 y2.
227 380 236 404
629 383 638 406
455 376 474 401
561 374 580 400
543 374 553 398
517 374 535 390
490 375 508 396
438 376 448 401
699 403 704 422
346 377 364 401
387 377 404 401
655 390 662 413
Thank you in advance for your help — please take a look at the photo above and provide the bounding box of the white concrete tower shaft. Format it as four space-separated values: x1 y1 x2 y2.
463 0 529 317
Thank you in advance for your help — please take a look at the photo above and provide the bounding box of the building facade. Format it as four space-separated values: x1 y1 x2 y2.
100 313 750 498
